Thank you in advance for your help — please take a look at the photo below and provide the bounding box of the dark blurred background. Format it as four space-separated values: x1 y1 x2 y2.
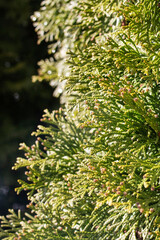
0 0 59 215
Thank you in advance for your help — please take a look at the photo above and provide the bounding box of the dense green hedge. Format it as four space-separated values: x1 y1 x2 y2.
1 0 160 239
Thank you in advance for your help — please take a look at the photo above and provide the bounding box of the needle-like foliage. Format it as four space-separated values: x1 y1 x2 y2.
1 0 160 239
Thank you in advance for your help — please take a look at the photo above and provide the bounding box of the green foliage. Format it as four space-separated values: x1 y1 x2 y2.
1 0 160 239
0 0 59 188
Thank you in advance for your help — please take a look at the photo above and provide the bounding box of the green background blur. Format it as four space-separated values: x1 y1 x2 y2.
0 0 59 215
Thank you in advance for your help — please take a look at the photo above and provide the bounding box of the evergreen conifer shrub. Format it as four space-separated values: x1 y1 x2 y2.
1 0 160 239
